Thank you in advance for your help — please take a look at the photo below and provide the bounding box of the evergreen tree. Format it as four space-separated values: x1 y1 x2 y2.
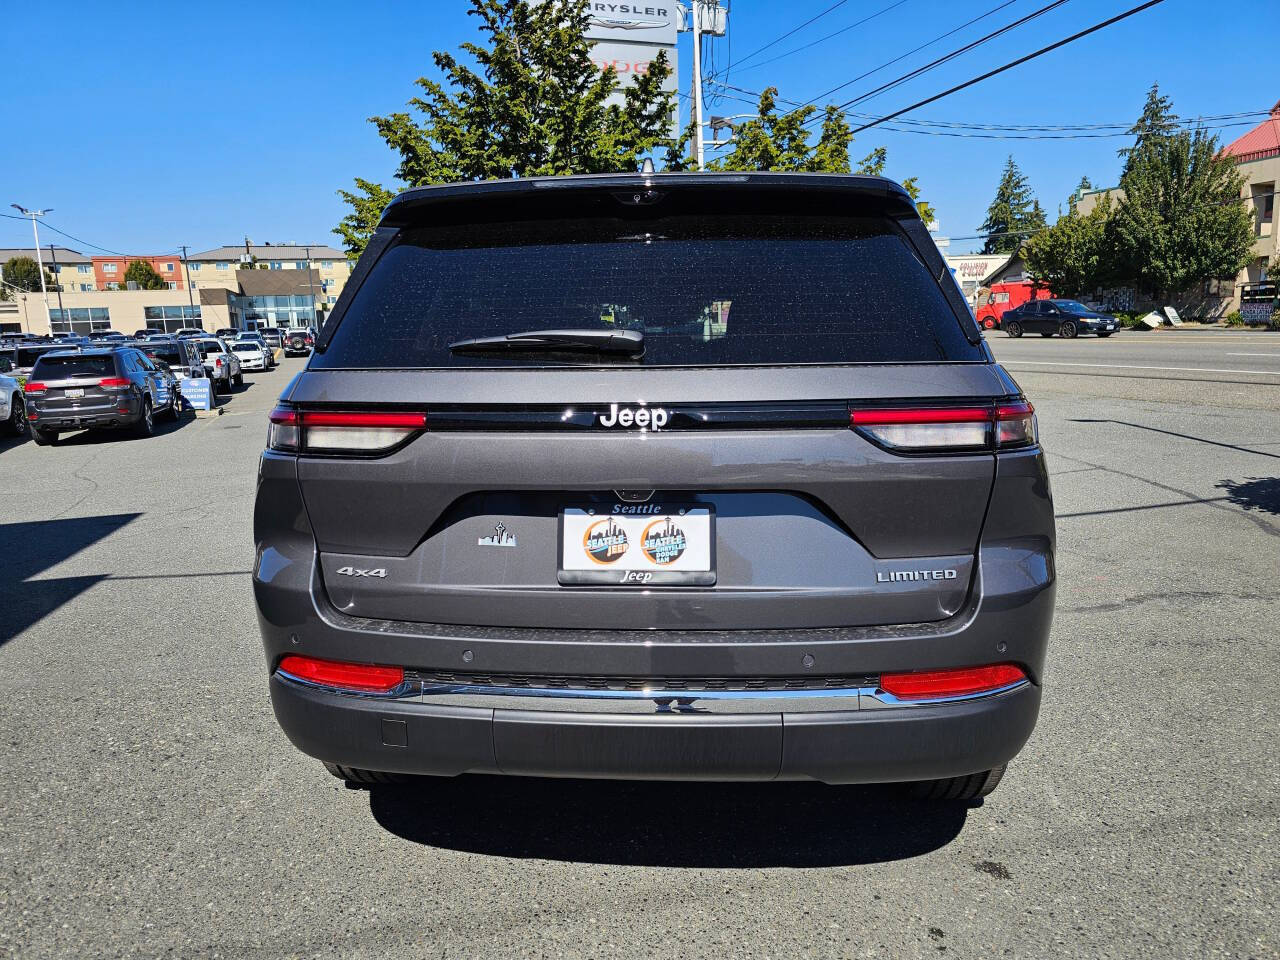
122 260 166 290
717 87 822 172
980 156 1042 255
1069 175 1094 213
1119 82 1179 175
1108 127 1253 300
336 0 677 255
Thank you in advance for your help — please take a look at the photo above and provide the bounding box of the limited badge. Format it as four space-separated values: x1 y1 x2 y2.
583 517 628 564
641 516 687 565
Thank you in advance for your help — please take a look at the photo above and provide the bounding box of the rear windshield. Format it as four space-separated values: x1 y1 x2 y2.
32 355 116 378
194 341 223 356
17 347 57 367
315 214 980 368
145 347 184 365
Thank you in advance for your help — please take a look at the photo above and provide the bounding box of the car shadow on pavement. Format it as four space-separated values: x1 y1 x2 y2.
1215 477 1280 516
0 513 141 643
367 775 968 867
50 409 198 445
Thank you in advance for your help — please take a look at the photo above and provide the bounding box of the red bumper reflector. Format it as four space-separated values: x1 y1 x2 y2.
277 655 405 693
879 663 1026 700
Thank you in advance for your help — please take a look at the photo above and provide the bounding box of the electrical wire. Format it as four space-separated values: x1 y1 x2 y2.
709 0 852 77
847 0 1171 135
799 0 1074 126
722 0 912 76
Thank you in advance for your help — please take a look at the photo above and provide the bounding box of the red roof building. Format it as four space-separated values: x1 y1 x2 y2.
1222 101 1280 164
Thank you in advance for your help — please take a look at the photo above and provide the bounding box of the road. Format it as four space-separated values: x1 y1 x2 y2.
1 331 1277 959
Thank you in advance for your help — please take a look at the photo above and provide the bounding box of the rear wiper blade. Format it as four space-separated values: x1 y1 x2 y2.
448 328 644 356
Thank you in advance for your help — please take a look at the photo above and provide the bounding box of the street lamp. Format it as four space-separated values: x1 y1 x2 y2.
10 204 54 327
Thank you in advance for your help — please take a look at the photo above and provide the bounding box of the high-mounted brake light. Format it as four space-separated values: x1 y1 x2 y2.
879 663 1027 700
277 654 405 693
850 402 1036 453
267 406 427 454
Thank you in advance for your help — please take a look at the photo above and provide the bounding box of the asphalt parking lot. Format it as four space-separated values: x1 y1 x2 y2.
1 331 1277 960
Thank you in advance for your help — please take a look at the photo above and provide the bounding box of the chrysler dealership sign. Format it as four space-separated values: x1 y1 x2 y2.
584 3 678 45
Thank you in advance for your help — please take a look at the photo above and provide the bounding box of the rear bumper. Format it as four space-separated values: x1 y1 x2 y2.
29 397 140 430
269 671 1040 783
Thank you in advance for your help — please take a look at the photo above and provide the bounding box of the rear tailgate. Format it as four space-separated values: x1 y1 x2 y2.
287 175 1005 631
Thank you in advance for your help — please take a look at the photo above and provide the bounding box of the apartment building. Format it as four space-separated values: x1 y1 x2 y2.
185 243 351 306
91 254 188 290
0 246 96 293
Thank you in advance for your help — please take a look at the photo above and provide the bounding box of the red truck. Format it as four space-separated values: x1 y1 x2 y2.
975 282 1053 330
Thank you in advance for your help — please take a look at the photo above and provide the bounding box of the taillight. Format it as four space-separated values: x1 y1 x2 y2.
267 406 427 454
99 377 130 389
879 663 1027 700
850 401 1036 453
277 654 405 693
23 381 46 394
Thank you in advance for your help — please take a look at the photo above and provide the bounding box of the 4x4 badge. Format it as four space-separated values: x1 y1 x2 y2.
478 521 517 547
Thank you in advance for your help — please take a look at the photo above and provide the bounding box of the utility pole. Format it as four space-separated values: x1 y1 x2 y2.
303 245 319 325
180 245 197 326
48 244 64 317
691 0 706 170
10 204 52 328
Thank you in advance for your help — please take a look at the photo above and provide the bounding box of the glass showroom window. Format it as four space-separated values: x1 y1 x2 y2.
50 306 111 335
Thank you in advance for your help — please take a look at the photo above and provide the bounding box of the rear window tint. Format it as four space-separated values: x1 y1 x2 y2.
32 355 116 378
316 214 980 368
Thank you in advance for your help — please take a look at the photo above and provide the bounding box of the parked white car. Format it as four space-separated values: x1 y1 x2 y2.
0 367 28 437
193 337 243 392
229 340 268 372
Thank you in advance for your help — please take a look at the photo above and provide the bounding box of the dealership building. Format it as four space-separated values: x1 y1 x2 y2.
1 242 351 336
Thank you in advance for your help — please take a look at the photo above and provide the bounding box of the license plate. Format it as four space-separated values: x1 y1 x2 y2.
559 504 715 586
65 388 83 398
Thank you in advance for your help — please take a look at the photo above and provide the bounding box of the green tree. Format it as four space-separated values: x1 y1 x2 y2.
122 259 166 290
1069 175 1094 213
716 87 830 172
335 0 677 256
1118 82 1179 176
1107 127 1253 301
1025 194 1113 297
1 256 54 296
980 156 1044 255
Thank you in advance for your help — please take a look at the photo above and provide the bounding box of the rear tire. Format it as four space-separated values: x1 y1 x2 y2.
234 372 244 387
1059 320 1079 339
323 762 411 785
32 427 58 446
908 763 1007 802
133 398 154 438
3 395 27 437
1004 320 1023 338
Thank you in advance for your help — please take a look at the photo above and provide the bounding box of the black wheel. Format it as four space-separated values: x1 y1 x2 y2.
3 394 27 437
908 764 1007 801
133 398 154 438
31 427 59 446
1096 331 1112 338
1058 320 1078 339
1004 320 1023 338
322 762 411 785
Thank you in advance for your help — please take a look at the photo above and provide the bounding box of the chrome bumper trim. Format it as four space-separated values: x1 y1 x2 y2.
274 670 1030 715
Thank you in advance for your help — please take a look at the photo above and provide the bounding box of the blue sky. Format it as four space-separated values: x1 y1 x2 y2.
1 0 1272 256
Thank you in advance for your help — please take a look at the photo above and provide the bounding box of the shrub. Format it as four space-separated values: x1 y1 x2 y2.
1224 310 1245 327
1268 308 1280 331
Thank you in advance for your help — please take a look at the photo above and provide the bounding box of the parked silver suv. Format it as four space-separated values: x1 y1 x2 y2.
253 173 1056 800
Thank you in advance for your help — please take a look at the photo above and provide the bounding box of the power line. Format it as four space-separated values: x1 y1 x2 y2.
719 0 912 77
710 0 852 77
848 0 1171 135
799 0 1073 126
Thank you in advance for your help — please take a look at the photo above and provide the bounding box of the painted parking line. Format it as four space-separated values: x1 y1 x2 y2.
1002 360 1280 376
1226 353 1280 357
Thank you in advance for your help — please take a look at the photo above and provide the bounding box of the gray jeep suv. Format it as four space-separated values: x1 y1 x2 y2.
253 172 1055 800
